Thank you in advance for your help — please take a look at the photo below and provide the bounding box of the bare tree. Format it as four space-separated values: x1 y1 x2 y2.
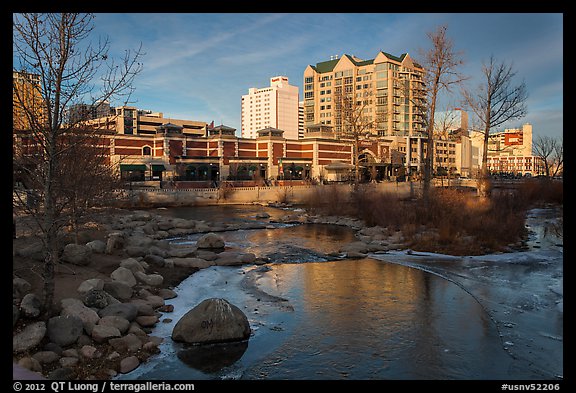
433 106 461 140
463 55 528 196
533 135 563 177
13 13 144 313
419 25 466 196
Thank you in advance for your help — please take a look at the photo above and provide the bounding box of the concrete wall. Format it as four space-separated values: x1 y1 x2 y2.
116 182 421 208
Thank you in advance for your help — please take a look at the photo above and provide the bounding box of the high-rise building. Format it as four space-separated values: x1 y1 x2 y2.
67 101 113 125
303 52 426 137
13 71 44 130
303 52 427 173
241 76 299 140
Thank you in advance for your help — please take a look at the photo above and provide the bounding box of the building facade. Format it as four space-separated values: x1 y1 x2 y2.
87 106 207 137
241 76 300 140
13 71 44 131
105 123 406 184
298 100 305 139
303 52 427 174
469 123 543 176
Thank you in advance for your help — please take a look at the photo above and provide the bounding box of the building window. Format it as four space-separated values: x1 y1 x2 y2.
305 76 314 83
142 146 151 156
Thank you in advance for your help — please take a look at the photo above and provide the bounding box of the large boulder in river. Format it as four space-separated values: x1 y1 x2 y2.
171 298 251 344
196 233 225 250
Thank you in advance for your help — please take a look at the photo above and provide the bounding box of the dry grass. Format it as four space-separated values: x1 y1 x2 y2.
304 179 563 255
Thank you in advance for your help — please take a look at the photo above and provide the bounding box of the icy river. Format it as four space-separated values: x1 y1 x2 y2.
117 205 563 380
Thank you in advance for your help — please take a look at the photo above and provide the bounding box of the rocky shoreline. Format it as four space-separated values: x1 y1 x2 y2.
13 205 409 380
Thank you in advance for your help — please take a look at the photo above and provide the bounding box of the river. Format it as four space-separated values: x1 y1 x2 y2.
117 205 563 381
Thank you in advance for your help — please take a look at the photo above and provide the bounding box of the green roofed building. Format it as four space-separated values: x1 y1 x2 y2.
303 51 428 175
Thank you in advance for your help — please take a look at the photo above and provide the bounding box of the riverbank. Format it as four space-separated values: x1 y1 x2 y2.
12 199 561 379
12 206 276 379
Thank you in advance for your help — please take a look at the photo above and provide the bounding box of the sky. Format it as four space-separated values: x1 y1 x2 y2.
90 13 563 140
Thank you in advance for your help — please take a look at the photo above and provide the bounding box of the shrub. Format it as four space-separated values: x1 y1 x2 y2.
303 183 560 256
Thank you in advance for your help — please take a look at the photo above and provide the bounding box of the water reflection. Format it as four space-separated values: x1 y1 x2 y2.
177 341 249 373
248 259 513 379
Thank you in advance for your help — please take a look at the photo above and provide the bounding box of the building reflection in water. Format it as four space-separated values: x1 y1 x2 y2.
255 258 508 379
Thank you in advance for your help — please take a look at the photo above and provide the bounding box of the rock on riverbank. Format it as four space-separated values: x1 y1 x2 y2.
12 208 269 379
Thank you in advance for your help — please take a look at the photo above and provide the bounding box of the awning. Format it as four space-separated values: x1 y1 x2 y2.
151 164 165 171
120 164 146 171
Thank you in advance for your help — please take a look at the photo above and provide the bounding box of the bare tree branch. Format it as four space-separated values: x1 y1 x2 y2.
418 25 467 196
13 12 144 314
462 55 528 196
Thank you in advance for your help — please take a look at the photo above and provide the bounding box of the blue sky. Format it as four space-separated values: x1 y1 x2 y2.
91 13 563 140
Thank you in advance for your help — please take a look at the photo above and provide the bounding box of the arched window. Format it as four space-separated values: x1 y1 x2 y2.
142 146 152 156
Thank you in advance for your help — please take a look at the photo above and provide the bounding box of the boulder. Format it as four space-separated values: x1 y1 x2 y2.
91 325 121 343
110 267 137 287
108 334 143 353
144 295 165 308
61 244 92 266
129 211 153 221
79 345 101 359
129 300 156 316
158 288 177 300
13 277 32 298
340 241 370 254
214 251 256 266
194 249 218 261
16 242 46 261
172 298 251 344
167 248 198 258
125 234 154 248
47 315 84 346
134 271 164 287
60 298 100 335
13 321 46 354
44 343 63 355
32 351 60 364
98 316 130 334
119 356 140 374
142 222 158 235
77 278 104 296
124 246 148 257
106 232 125 254
170 257 214 269
98 303 138 322
135 315 158 327
20 293 42 318
196 233 225 249
157 221 174 231
144 254 165 267
83 289 120 309
194 221 212 232
59 357 79 368
119 258 145 273
18 357 43 373
86 240 106 254
61 348 78 358
103 281 133 302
